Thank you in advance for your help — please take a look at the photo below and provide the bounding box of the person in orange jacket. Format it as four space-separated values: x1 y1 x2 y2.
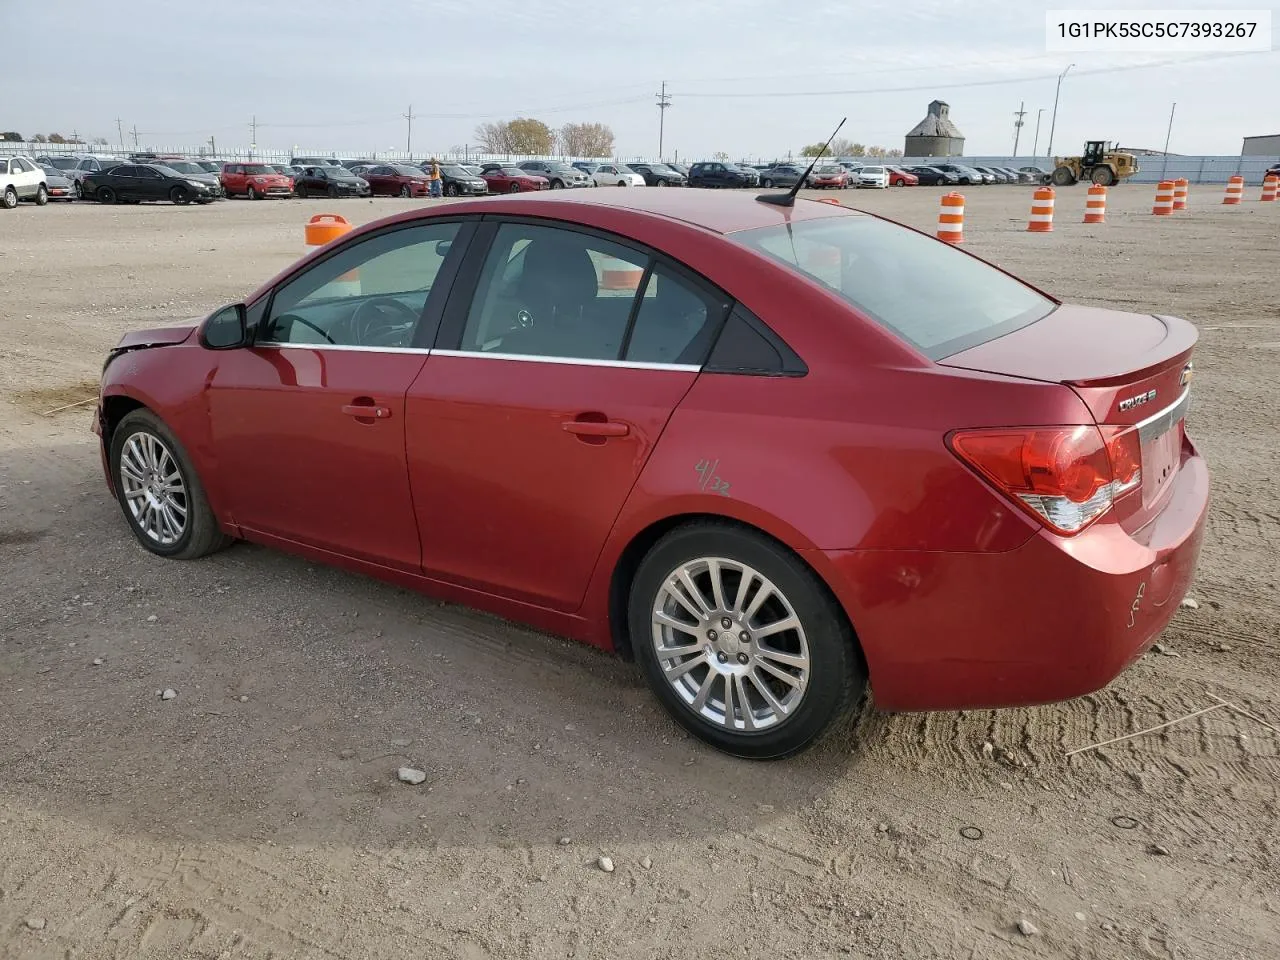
428 159 442 198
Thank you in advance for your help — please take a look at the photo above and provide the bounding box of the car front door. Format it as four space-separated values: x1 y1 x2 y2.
404 219 731 611
205 219 472 568
367 165 391 195
132 165 165 199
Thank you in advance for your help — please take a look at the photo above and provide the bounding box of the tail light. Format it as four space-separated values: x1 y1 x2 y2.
948 425 1142 535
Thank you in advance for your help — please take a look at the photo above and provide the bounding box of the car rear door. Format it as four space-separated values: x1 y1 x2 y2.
404 218 731 612
205 219 473 569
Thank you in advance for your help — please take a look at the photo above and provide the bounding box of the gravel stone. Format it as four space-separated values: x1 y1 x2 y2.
397 767 427 785
1016 919 1039 936
597 856 614 873
160 689 177 701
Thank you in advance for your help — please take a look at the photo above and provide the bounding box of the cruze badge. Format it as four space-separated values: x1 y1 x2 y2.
1180 362 1194 387
1118 389 1157 413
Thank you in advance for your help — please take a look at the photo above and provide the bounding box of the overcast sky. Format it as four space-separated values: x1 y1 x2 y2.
8 0 1277 158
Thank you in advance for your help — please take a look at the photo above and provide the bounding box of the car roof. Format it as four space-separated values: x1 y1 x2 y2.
426 188 857 235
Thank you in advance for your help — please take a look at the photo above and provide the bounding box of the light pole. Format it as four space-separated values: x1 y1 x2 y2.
1046 63 1074 161
1031 108 1045 158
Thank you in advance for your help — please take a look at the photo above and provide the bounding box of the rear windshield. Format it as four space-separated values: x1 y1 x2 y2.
731 215 1054 358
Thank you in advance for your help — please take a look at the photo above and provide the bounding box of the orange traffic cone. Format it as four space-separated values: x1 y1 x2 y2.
936 192 964 243
1083 184 1107 223
1027 187 1055 232
1152 181 1175 215
1222 176 1244 205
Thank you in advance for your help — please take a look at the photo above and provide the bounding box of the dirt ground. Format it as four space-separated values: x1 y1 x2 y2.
1 185 1277 960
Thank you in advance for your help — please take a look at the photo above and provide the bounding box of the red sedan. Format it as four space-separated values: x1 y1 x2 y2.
886 166 920 186
94 190 1207 759
360 163 431 198
480 165 549 193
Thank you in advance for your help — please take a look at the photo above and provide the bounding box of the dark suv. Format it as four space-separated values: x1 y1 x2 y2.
688 161 754 188
628 162 687 186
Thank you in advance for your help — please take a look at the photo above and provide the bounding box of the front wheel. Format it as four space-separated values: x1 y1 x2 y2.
508 182 521 194
630 523 865 760
295 184 308 198
327 184 339 199
71 180 82 200
169 186 190 205
550 179 564 190
1091 166 1116 186
247 185 259 200
1051 165 1076 186
400 184 412 197
655 179 667 187
109 409 232 560
445 183 459 197
35 185 49 206
762 178 774 188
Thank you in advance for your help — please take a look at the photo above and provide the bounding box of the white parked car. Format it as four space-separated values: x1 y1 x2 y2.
2 156 48 208
856 165 889 189
590 163 646 187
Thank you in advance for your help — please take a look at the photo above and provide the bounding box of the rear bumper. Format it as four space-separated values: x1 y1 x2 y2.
811 438 1210 712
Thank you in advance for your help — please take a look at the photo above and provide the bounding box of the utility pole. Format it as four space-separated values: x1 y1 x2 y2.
1160 102 1176 179
1046 63 1074 160
130 125 140 149
404 104 416 156
249 115 257 159
1031 108 1045 157
209 135 217 157
1012 101 1026 157
116 118 125 148
656 81 671 160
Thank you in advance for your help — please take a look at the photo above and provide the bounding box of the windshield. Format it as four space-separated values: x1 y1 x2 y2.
165 161 203 174
243 164 274 175
815 165 841 174
391 164 424 177
45 157 80 170
40 166 66 177
861 166 884 174
732 216 1054 358
441 165 469 177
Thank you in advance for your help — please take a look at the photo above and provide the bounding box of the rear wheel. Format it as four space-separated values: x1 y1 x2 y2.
97 186 116 204
295 184 308 198
1051 165 1076 186
629 523 865 760
109 409 232 560
1091 166 1116 186
327 184 339 199
169 186 190 205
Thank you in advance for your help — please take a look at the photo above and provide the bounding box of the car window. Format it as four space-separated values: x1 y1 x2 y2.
263 222 461 348
459 223 649 361
733 215 1055 358
15 157 37 173
114 165 136 177
624 264 727 366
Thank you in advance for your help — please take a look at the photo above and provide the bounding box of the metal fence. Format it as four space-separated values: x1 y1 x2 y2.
3 141 1276 184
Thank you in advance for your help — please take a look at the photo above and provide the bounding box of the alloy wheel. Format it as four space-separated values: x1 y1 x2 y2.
119 432 188 546
651 557 810 732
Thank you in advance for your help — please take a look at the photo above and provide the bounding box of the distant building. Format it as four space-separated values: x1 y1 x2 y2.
1242 134 1280 156
904 100 965 157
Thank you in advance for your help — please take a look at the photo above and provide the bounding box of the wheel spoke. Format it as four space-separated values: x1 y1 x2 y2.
730 570 754 616
690 670 716 712
653 610 699 636
663 653 706 682
722 671 736 728
758 646 808 669
706 559 729 611
733 674 757 730
676 570 713 617
742 579 775 623
746 670 789 716
753 615 800 640
123 487 147 502
756 658 802 688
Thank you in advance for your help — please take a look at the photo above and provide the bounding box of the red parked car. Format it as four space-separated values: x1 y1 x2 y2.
93 190 1207 759
221 162 294 199
360 163 431 198
480 165 549 193
886 166 920 187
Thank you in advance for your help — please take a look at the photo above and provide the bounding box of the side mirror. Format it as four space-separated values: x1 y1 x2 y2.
201 303 248 349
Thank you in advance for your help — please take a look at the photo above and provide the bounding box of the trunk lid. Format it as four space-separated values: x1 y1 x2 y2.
940 304 1197 530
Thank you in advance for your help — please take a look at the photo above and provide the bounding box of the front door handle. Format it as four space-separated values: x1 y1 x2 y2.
341 402 392 420
563 419 629 438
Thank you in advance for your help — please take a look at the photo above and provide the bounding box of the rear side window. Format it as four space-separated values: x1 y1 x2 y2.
731 215 1054 358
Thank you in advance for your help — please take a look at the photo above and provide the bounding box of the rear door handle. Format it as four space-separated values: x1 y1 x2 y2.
341 403 392 419
562 420 629 437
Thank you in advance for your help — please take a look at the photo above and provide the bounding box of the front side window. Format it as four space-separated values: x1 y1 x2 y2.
262 222 461 348
732 214 1054 358
458 223 725 365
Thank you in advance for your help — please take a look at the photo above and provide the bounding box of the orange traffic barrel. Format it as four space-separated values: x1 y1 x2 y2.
1261 175 1278 202
1027 186 1054 232
1083 184 1107 223
1222 176 1244 205
305 213 353 246
936 192 964 243
1152 180 1175 215
1172 178 1189 211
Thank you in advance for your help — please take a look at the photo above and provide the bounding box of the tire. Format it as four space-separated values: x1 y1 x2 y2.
1091 166 1116 186
762 178 774 188
97 186 116 204
109 409 233 561
295 184 308 199
446 183 459 197
508 182 521 194
617 180 627 187
35 185 49 206
2 186 17 209
550 179 564 190
400 184 411 198
1051 165 1076 186
169 186 190 205
71 180 82 200
629 522 865 760
655 179 667 187
247 185 259 200
327 184 339 199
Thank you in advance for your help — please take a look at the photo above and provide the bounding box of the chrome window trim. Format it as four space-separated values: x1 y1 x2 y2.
432 349 701 373
256 342 429 355
1135 388 1190 445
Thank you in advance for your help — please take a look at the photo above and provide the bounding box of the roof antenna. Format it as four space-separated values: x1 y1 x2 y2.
757 117 846 208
